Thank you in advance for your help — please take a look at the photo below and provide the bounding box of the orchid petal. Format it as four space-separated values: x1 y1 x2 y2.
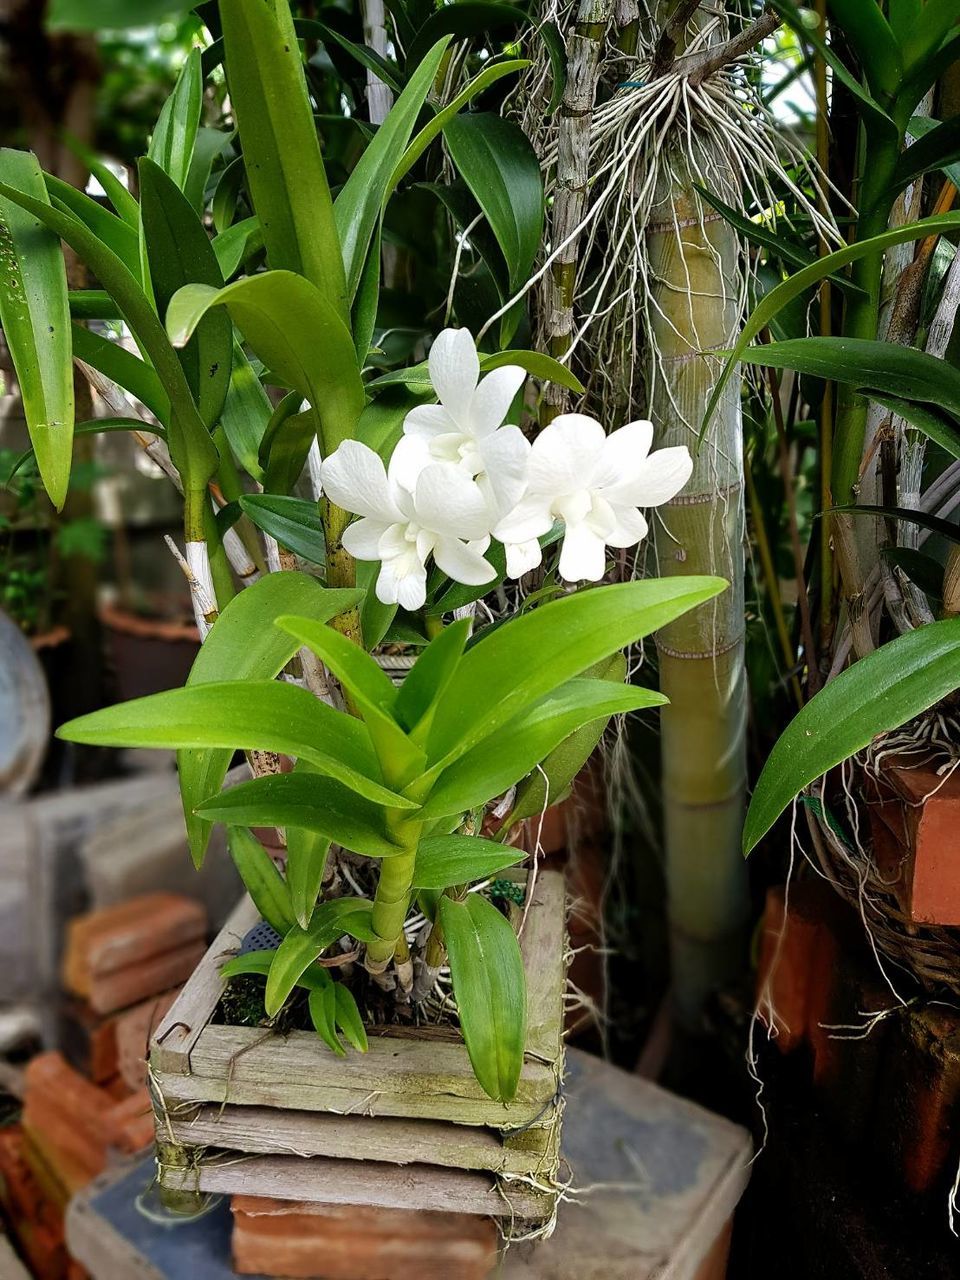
605 505 649 547
321 441 403 522
477 425 531 517
605 445 693 508
504 537 543 578
428 328 479 426
527 414 605 497
470 365 526 437
433 536 497 586
403 403 458 441
558 521 607 582
341 517 393 560
414 463 492 540
378 551 428 610
494 494 554 543
591 420 654 489
389 434 434 495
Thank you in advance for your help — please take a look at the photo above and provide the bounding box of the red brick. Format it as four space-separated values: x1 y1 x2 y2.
62 893 206 998
24 1054 112 1152
756 885 824 1054
21 1108 103 1195
113 988 180 1091
872 758 960 925
231 1198 497 1280
0 1128 50 1226
103 1088 154 1154
87 940 204 1015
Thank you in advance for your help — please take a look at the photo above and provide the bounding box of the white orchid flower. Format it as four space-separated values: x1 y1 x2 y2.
494 415 693 583
403 328 530 518
320 437 496 611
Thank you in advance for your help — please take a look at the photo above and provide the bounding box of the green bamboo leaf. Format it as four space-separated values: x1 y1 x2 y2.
166 272 363 453
228 827 295 933
743 618 960 854
423 677 665 817
394 618 470 735
0 150 74 510
148 48 203 192
701 211 960 436
0 175 217 486
195 772 404 859
863 393 960 462
440 892 526 1102
265 898 374 1015
299 20 404 94
139 158 232 430
334 38 451 302
882 547 944 599
239 494 326 564
59 680 413 810
831 503 960 546
333 984 368 1052
740 337 960 420
412 835 524 890
71 325 169 423
177 572 362 863
219 0 347 318
309 984 346 1056
443 112 543 292
427 578 724 769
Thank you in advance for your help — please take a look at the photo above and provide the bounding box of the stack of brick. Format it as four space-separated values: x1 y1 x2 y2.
0 1127 86 1280
231 1199 499 1279
757 877 960 1200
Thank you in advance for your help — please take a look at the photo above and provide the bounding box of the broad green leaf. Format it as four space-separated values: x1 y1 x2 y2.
333 984 368 1052
902 115 960 192
275 615 424 783
219 0 347 318
740 338 960 420
826 0 900 100
166 272 363 453
61 139 139 226
702 211 960 435
427 578 724 768
287 805 332 930
212 217 262 280
71 325 169 422
69 290 120 320
228 828 294 933
265 898 374 1015
865 392 960 461
903 0 960 71
184 128 232 214
443 113 543 292
239 494 326 564
178 571 361 863
335 38 450 302
394 618 470 735
744 618 960 854
412 835 524 890
261 407 316 496
48 0 194 30
358 558 397 650
440 892 525 1101
423 677 665 816
303 20 403 94
0 176 217 486
139 158 232 430
44 173 140 276
220 342 270 481
392 58 529 191
58 680 413 810
148 48 202 192
506 653 626 827
482 349 584 394
0 150 74 509
195 772 403 859
309 984 346 1056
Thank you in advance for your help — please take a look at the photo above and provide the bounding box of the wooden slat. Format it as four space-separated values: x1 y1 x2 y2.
520 870 567 1063
161 1103 557 1177
161 1153 550 1221
149 897 258 1075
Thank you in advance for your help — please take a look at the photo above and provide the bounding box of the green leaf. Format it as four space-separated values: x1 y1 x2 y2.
275 614 423 781
335 38 450 302
196 771 403 859
178 571 362 863
427 578 724 769
702 211 960 436
48 0 194 30
71 325 169 422
831 503 960 546
412 835 524 890
0 150 74 510
59 679 413 809
228 827 294 933
220 343 271 481
482 349 584 394
902 115 960 192
308 984 346 1056
265 898 374 1015
166 272 363 453
902 0 960 69
423 677 665 817
44 173 140 276
358 558 397 650
139 158 232 431
302 20 403 94
148 48 202 192
184 128 233 214
864 393 960 461
219 0 347 316
443 113 543 292
261 406 316 497
882 547 944 599
744 618 960 854
826 0 900 100
212 216 263 280
286 809 332 930
333 984 368 1052
540 20 566 115
394 618 470 735
440 892 525 1101
740 338 960 420
239 494 326 564
408 4 526 66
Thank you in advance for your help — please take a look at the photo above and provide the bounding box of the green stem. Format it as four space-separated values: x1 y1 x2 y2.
320 495 362 646
184 486 206 543
366 811 424 965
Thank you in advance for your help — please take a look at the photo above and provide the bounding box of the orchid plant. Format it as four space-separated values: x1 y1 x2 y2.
0 0 719 1100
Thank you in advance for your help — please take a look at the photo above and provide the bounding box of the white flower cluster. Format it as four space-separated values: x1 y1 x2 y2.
320 329 693 610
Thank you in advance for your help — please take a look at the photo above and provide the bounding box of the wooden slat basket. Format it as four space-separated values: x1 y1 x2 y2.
148 869 567 1226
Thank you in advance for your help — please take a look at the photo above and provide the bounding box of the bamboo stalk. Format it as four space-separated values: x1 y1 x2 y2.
543 0 612 420
645 148 750 1028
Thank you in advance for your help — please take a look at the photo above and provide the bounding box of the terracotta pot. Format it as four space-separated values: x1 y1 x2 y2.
98 603 200 703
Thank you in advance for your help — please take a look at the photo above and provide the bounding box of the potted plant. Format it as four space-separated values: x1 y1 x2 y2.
0 0 719 1235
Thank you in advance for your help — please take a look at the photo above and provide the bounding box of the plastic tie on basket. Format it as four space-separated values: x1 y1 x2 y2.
238 920 283 954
